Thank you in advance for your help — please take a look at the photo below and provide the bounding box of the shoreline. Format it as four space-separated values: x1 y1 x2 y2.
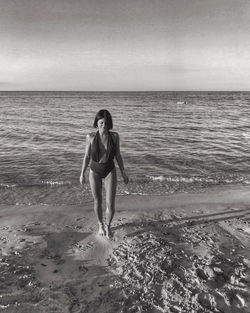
1 179 250 207
0 184 249 312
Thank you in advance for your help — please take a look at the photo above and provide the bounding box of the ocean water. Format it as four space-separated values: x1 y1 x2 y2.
1 91 250 205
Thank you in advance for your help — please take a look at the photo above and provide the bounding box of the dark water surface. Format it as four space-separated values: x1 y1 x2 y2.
1 91 250 204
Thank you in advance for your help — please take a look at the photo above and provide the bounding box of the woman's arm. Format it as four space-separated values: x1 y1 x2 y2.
115 133 129 184
80 134 91 184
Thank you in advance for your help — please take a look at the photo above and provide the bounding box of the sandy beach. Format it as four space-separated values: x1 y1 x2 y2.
0 184 250 313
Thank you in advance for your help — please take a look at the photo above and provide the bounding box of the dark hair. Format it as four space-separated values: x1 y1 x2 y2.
93 109 113 130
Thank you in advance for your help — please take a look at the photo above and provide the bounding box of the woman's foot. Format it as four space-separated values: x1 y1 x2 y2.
98 223 105 236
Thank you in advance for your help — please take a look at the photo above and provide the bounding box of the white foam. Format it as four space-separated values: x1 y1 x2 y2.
0 183 17 188
41 180 71 186
148 175 165 182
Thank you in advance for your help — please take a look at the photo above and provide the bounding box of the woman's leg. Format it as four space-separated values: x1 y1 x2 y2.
89 169 105 235
104 167 117 237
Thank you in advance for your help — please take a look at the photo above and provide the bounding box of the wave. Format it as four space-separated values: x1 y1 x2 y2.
147 174 250 185
1 174 249 206
0 183 18 188
41 180 72 186
0 180 73 189
1 173 250 190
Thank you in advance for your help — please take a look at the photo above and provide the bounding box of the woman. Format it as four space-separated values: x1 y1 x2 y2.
80 109 129 238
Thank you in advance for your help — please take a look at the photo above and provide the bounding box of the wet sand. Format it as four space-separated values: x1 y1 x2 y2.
0 184 250 312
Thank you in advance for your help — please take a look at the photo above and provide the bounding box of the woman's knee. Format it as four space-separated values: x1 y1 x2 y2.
106 201 115 212
93 198 102 208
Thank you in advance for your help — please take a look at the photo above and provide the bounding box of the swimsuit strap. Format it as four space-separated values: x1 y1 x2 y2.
91 131 100 161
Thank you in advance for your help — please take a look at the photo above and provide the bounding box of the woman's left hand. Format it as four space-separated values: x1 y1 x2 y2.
80 174 85 185
122 172 129 184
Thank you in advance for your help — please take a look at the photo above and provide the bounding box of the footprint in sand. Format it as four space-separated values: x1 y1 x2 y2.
72 241 95 252
78 265 88 273
76 217 85 221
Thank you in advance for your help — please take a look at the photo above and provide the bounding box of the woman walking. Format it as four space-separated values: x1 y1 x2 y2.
80 109 129 238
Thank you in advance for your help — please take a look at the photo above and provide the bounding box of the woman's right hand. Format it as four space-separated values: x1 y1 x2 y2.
80 174 85 185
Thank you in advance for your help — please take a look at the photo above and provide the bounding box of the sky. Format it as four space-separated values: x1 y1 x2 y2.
0 0 250 91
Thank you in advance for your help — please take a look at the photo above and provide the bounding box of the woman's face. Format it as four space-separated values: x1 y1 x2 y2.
97 118 108 132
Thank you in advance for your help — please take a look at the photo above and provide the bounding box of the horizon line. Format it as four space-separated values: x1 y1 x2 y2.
0 90 250 93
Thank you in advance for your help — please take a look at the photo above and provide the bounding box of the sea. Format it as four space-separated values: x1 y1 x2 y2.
1 91 250 205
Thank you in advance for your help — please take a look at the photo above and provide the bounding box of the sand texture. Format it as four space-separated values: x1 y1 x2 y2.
0 185 250 313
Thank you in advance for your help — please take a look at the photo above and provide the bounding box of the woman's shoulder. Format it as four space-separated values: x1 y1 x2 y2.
109 131 119 137
87 132 96 142
109 131 119 141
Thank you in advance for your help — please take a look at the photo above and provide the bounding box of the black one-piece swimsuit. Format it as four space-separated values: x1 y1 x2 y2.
90 131 116 178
